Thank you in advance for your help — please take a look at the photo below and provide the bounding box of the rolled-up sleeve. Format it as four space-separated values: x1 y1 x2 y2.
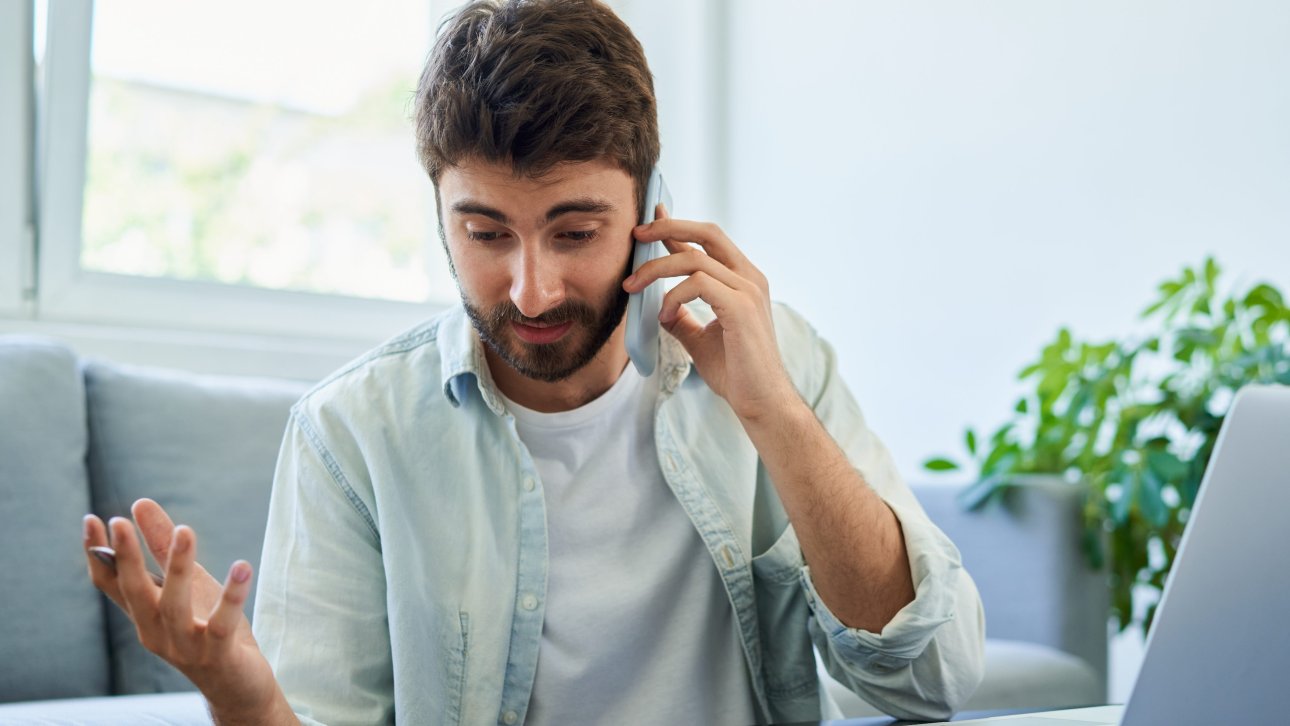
786 308 986 721
803 508 985 720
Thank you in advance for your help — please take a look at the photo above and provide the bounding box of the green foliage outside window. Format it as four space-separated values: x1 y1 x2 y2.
924 258 1290 633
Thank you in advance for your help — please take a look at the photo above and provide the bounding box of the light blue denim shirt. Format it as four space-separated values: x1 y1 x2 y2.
252 302 985 725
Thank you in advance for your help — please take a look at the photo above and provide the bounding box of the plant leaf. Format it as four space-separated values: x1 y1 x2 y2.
923 457 960 472
1147 449 1188 482
1139 469 1169 527
1204 257 1219 290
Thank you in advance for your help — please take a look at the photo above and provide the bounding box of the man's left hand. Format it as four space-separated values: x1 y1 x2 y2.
623 208 800 422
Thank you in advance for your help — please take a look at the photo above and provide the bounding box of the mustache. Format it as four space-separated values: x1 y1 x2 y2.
483 300 597 330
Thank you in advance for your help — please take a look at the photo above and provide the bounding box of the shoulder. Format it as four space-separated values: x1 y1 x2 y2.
769 302 835 403
291 307 455 426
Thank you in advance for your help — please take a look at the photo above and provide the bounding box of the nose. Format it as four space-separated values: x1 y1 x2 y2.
509 245 565 319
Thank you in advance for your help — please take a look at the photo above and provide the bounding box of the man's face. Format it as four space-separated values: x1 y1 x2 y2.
437 158 637 383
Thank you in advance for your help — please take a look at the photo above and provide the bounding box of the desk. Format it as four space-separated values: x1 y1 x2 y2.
782 704 1120 725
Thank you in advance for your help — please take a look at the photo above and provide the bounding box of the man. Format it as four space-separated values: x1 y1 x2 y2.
83 1 985 723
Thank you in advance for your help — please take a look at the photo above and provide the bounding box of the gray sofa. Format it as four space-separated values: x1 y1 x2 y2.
0 335 1107 723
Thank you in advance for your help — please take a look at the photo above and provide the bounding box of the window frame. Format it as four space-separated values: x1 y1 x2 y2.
0 0 33 318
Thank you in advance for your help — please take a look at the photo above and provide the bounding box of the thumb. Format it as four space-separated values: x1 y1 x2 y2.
131 498 177 569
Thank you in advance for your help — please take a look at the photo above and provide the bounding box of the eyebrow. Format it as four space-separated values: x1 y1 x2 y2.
451 197 617 226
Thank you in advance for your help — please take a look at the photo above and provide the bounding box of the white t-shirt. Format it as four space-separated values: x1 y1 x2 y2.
499 366 760 726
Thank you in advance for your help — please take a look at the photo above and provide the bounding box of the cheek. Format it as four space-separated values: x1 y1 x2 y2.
447 244 506 298
599 233 635 276
576 242 634 293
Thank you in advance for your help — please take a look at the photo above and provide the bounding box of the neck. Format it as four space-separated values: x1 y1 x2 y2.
485 322 631 413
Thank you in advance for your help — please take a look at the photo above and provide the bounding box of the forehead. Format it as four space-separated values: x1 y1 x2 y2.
437 158 633 210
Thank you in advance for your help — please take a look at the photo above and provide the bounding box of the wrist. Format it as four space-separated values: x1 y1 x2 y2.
735 382 810 430
206 687 297 726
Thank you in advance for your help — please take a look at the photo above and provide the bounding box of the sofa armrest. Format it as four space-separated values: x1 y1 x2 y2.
910 477 1108 692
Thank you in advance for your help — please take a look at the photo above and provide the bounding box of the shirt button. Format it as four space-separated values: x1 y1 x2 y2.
521 593 538 610
522 476 535 492
502 710 518 724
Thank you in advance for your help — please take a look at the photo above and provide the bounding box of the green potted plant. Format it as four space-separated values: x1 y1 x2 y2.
925 258 1290 633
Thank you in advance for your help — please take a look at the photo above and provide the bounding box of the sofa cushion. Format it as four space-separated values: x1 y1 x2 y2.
84 359 309 695
0 336 111 703
912 478 1109 689
823 638 1103 718
0 692 210 724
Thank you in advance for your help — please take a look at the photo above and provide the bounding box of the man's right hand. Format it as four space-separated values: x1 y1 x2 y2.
83 498 298 725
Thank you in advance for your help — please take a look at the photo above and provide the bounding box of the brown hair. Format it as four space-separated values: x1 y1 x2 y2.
415 0 660 218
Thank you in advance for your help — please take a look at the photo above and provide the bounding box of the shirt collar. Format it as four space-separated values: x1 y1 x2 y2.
438 305 508 416
438 303 697 412
657 325 694 396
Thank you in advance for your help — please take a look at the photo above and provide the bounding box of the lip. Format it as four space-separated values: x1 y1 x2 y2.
511 320 573 344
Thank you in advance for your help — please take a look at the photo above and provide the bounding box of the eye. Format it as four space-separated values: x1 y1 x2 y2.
466 230 504 243
560 229 599 244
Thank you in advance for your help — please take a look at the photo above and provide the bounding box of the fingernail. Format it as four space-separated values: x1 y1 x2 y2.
173 527 190 553
83 515 93 541
231 561 251 584
624 275 636 287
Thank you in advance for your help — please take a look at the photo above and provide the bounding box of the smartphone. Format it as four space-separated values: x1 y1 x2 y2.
625 166 672 377
88 545 166 586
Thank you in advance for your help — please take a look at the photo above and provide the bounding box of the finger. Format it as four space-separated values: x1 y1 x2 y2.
109 517 161 622
625 249 751 295
84 515 125 608
659 270 748 324
207 561 254 646
132 498 177 571
661 238 689 256
634 218 750 270
649 203 705 257
157 526 197 641
635 218 770 295
659 301 705 342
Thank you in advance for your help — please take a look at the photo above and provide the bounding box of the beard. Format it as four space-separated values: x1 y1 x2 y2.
462 284 629 383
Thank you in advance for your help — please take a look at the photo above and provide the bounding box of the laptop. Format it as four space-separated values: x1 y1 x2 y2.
940 384 1290 725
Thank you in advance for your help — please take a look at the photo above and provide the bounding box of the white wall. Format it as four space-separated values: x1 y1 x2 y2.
724 2 1290 700
724 0 1290 485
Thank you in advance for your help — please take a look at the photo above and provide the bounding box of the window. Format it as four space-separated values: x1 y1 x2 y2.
36 0 445 341
79 0 449 303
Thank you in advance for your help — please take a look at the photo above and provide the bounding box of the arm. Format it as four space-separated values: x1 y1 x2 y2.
626 214 985 718
83 501 298 726
740 396 914 632
784 321 986 720
625 211 912 630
